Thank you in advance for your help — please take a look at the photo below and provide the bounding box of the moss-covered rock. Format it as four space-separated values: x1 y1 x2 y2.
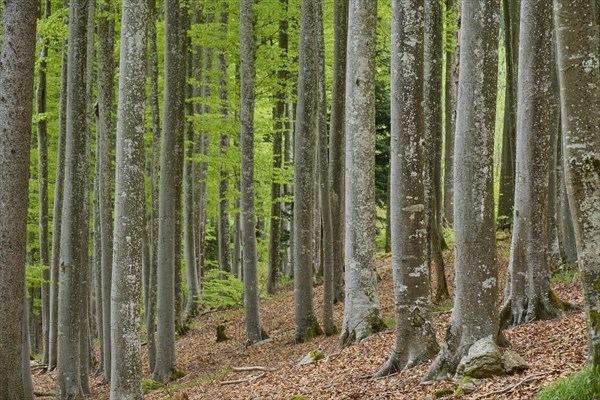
455 336 504 379
454 376 480 396
298 349 324 366
142 379 163 394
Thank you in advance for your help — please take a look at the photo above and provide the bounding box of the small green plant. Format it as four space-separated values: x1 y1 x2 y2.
434 300 454 314
536 366 600 400
142 379 163 394
202 269 243 310
552 268 581 284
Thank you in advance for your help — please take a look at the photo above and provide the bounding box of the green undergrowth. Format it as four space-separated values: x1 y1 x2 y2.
434 300 454 314
552 268 581 284
202 269 243 310
536 366 600 400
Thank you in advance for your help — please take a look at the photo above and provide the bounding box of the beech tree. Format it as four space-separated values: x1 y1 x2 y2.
57 0 89 395
109 0 148 396
554 0 600 365
153 0 187 383
426 0 500 380
293 0 321 343
240 0 266 344
340 0 383 345
501 0 563 328
0 0 37 397
375 0 438 377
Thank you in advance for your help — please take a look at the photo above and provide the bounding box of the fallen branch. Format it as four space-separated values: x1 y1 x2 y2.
474 370 556 399
31 365 48 370
220 372 266 385
233 366 277 372
34 391 54 397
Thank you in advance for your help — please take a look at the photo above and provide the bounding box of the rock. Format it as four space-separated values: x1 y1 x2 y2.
298 350 324 366
454 377 481 396
502 349 529 374
456 336 505 379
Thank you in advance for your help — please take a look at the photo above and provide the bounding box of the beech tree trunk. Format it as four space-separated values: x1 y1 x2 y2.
293 0 321 343
97 0 116 380
329 0 349 303
153 0 187 383
48 0 69 372
500 0 563 329
497 0 520 229
110 0 148 396
375 0 438 377
425 0 500 380
37 0 52 366
240 0 266 344
57 0 90 395
340 0 383 346
553 0 600 365
0 0 37 396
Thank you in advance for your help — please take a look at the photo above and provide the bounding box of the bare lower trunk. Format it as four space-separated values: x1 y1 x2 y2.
425 0 500 380
340 0 383 346
554 0 600 365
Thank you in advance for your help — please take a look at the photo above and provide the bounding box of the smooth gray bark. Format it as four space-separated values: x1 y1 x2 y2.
497 0 520 229
240 0 266 344
37 0 51 366
554 0 600 365
329 0 348 303
500 0 563 329
375 0 438 377
340 0 383 346
48 0 69 372
443 0 459 225
147 0 161 373
425 0 500 380
217 5 232 276
109 0 148 396
22 290 34 400
57 0 89 395
97 0 116 380
153 0 187 383
293 0 321 343
0 0 37 396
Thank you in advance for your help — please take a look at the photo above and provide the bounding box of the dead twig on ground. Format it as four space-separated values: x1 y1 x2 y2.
220 372 266 385
474 370 556 399
232 366 277 372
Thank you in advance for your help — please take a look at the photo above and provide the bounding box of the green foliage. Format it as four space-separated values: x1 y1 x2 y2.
142 379 163 394
434 300 454 314
536 366 600 400
552 268 581 284
202 269 243 310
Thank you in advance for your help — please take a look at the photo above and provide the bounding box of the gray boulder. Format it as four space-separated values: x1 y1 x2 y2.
455 336 505 379
502 349 529 374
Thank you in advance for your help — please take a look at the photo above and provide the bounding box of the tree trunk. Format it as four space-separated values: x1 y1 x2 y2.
93 139 104 372
293 0 321 343
97 0 116 381
153 0 187 383
500 0 563 329
147 0 161 373
340 0 384 346
267 0 289 295
110 0 148 396
556 137 578 267
240 0 266 344
37 0 51 366
329 0 349 304
217 4 232 276
425 0 500 380
553 0 600 366
497 0 520 229
443 0 459 225
0 0 37 396
48 0 69 372
57 0 90 395
22 289 34 400
375 0 438 377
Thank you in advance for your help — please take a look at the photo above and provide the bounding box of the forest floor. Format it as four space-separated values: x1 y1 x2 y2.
33 238 587 399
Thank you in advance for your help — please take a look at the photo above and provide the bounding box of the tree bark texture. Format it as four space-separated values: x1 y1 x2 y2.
340 0 383 346
109 0 148 396
0 0 37 397
240 0 266 344
57 0 89 395
425 0 500 380
153 0 187 383
375 0 438 377
554 0 600 365
329 0 349 303
500 0 563 329
293 0 321 343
